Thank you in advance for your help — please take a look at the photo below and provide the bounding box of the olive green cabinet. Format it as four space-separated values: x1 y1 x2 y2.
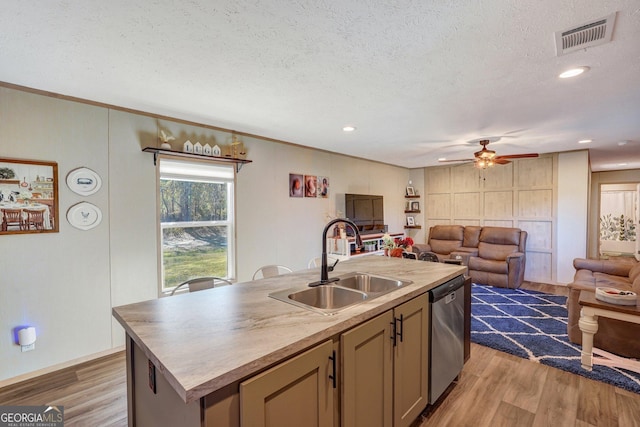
341 294 429 427
341 309 394 427
393 294 429 427
239 340 335 427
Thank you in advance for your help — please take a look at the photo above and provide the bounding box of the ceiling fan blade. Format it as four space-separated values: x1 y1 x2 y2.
494 153 539 160
438 158 474 163
494 158 512 165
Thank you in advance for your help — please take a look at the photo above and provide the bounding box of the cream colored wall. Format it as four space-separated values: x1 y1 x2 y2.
0 86 410 381
0 88 113 379
423 154 590 284
236 140 409 279
107 111 159 345
557 151 590 283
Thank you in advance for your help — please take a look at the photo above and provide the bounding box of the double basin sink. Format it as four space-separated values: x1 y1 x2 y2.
269 272 413 315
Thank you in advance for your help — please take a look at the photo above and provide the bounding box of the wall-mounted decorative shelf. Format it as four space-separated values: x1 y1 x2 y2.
404 195 420 199
404 225 422 229
142 147 252 172
404 210 421 214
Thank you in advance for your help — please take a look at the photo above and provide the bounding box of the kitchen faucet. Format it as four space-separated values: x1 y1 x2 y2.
309 218 362 287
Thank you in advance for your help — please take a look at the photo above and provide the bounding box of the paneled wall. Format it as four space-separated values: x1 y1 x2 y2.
424 155 557 283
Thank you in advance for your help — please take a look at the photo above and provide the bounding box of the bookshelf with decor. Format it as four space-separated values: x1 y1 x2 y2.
404 185 422 230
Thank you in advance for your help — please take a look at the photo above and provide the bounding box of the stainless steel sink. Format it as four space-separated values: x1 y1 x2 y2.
269 272 412 315
270 285 367 315
333 272 411 295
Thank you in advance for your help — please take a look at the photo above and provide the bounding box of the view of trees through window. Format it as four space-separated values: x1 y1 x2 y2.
160 179 231 291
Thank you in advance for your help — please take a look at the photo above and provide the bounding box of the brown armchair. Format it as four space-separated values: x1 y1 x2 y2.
468 227 527 288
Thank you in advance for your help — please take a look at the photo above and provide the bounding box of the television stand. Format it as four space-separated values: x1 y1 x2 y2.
327 232 404 258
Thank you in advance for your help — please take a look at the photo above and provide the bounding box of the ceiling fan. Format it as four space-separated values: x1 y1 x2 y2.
439 140 539 168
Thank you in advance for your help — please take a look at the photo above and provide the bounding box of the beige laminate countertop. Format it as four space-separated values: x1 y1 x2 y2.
112 256 465 403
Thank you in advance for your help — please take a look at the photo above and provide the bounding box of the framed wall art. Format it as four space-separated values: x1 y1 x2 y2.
0 157 59 235
304 175 317 198
289 173 303 198
318 176 329 198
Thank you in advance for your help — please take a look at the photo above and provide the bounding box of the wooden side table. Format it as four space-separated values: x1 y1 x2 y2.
578 291 640 373
447 252 470 277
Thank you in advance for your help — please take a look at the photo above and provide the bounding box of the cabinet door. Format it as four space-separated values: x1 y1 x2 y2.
341 310 394 427
240 340 334 427
393 294 429 427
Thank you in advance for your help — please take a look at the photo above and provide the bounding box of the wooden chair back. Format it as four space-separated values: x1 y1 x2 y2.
24 209 45 230
1 208 24 231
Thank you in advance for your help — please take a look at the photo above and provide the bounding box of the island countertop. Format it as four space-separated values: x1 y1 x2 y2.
112 256 465 403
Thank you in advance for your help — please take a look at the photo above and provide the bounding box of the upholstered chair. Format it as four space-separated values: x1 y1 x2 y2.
467 227 527 288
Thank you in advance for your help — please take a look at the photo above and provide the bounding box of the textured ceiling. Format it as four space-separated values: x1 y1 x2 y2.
1 1 639 171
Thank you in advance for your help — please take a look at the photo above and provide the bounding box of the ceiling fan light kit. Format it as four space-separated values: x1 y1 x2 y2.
475 158 494 169
438 139 539 168
474 141 496 159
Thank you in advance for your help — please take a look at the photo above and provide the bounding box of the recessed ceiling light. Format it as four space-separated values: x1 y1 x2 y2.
438 158 446 161
342 126 356 132
618 163 628 167
578 139 592 144
559 66 589 79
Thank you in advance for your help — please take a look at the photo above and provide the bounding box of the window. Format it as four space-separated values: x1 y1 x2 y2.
159 158 235 293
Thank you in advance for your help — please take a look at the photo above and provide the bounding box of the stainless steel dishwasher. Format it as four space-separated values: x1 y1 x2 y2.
429 275 465 404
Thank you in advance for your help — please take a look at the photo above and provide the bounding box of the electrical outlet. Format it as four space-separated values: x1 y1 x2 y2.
21 343 35 352
148 360 157 394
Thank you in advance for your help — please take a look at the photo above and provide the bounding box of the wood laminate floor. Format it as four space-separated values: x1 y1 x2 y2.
1 282 639 426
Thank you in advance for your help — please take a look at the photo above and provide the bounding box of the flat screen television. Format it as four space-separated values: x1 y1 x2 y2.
344 194 385 234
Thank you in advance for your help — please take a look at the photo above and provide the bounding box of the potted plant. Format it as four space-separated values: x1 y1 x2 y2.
0 167 16 180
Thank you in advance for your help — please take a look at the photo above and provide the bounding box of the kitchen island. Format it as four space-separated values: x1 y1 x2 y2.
113 256 466 427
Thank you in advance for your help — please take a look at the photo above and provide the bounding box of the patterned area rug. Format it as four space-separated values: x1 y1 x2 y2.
471 283 640 394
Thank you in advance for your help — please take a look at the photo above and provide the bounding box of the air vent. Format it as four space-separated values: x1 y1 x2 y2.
555 12 616 56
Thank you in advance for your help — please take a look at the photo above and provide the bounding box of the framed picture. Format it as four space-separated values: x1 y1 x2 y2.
304 175 317 198
411 201 420 211
406 186 415 196
0 157 59 235
289 173 303 198
406 216 415 226
318 176 329 198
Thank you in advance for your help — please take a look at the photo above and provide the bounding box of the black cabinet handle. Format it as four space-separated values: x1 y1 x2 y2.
390 320 397 347
329 350 336 389
398 314 404 343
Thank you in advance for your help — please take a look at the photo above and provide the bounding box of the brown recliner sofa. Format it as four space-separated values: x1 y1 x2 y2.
567 258 640 358
413 225 527 288
412 225 479 262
